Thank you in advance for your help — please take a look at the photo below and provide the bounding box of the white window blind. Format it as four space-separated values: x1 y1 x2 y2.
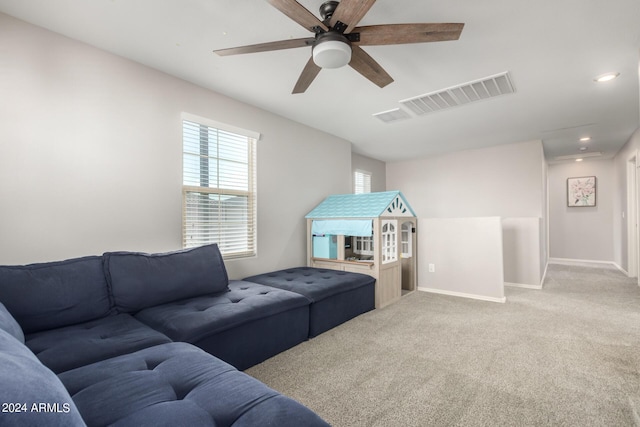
182 115 257 259
354 170 371 194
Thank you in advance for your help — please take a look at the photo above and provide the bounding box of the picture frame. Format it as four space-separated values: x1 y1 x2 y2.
567 176 596 207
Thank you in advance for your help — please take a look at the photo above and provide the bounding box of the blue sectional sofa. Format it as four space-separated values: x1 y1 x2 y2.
0 244 331 427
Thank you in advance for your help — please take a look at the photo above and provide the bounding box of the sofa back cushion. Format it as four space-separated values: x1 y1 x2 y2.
105 244 229 313
0 256 111 334
0 302 24 344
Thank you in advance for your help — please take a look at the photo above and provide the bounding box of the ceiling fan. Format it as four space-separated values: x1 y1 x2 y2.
214 0 464 94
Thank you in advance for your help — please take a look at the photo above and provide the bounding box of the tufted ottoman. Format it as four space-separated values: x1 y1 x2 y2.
58 342 329 427
243 267 375 337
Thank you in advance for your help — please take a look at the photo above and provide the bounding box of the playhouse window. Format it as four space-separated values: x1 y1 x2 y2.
401 222 412 258
382 220 397 264
353 236 374 256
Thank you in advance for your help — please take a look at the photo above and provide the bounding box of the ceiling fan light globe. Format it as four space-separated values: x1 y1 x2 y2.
313 40 352 69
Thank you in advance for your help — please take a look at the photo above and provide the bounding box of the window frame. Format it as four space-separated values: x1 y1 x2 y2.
181 113 259 259
401 222 413 258
354 169 372 194
381 219 398 264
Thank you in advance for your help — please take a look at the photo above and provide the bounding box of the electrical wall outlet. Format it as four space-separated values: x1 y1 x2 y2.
428 263 435 273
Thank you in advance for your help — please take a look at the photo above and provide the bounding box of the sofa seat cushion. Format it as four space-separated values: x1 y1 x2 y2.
104 244 229 313
58 342 329 427
135 281 309 343
0 330 86 426
0 256 111 334
243 267 376 337
25 314 172 374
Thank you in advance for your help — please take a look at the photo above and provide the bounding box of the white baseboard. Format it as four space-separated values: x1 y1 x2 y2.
504 281 542 290
540 261 548 288
504 260 548 290
617 265 630 276
417 286 506 304
549 257 620 269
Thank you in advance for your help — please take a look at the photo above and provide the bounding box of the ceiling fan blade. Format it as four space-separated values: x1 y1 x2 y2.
266 0 328 32
329 0 376 33
354 23 464 45
214 37 314 56
349 45 393 88
292 57 321 94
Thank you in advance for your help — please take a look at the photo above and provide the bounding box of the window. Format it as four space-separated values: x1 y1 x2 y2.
354 170 371 194
353 236 374 256
401 222 412 258
381 220 397 264
182 114 258 259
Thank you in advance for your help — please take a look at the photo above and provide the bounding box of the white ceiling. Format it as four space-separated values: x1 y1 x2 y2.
1 0 639 162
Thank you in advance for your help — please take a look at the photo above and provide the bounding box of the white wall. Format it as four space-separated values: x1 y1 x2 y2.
386 140 545 218
418 217 505 302
613 128 640 270
0 13 352 278
387 140 547 291
548 159 615 263
351 153 386 193
611 49 640 272
502 217 542 287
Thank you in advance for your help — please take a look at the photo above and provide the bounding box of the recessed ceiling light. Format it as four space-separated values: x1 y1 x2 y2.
576 158 584 162
594 72 620 83
579 137 591 142
580 146 588 151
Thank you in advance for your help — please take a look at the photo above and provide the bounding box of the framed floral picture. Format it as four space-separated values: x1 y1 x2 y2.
567 176 596 207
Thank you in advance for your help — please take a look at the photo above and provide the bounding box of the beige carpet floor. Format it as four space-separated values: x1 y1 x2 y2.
246 263 640 426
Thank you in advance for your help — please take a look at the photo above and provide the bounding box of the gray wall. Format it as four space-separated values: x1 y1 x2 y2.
351 153 386 193
386 140 546 219
502 217 543 287
419 217 505 302
386 139 547 292
0 13 352 278
611 50 640 272
613 127 640 270
548 160 615 262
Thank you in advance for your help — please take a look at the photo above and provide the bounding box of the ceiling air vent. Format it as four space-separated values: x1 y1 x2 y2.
553 152 602 161
399 72 515 116
373 108 412 123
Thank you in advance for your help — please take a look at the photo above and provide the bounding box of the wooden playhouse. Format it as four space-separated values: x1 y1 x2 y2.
305 191 417 308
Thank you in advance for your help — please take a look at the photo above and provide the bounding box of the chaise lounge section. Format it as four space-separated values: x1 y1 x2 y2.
0 306 328 426
57 342 328 427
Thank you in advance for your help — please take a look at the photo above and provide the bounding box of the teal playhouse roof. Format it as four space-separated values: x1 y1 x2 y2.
305 191 416 219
